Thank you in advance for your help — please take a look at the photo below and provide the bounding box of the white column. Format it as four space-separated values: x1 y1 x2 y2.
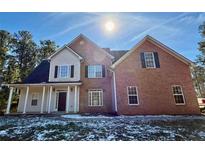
113 71 118 112
6 87 14 114
40 86 46 114
77 86 80 112
23 86 29 114
66 86 70 113
74 86 77 113
48 86 52 113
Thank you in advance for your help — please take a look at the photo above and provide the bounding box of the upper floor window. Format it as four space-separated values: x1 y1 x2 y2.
127 86 139 105
140 52 160 68
172 85 185 105
88 89 103 106
58 65 69 78
86 65 105 78
144 52 156 68
54 65 74 78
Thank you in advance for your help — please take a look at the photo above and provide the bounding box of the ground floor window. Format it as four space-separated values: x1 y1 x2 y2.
88 89 103 106
31 93 39 106
127 86 139 105
172 85 185 105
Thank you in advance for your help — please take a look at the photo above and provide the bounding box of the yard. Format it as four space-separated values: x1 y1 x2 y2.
0 114 205 141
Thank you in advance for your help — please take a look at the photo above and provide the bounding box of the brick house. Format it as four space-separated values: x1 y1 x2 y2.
5 34 200 115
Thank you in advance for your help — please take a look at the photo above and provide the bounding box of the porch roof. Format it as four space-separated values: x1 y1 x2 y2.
4 81 82 87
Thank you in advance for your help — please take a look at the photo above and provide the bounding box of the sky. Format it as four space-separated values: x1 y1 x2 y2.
0 12 205 61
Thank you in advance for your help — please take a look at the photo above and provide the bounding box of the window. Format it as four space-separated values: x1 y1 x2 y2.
144 52 156 68
88 89 103 106
31 93 39 106
127 86 139 105
172 85 185 105
88 65 103 78
58 65 70 78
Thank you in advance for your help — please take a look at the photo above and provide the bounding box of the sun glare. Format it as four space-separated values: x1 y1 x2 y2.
105 20 115 32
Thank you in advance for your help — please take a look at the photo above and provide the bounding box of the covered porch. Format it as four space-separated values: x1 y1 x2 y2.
5 82 81 114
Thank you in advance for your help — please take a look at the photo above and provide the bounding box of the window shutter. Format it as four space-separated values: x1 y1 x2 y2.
70 65 74 78
154 52 160 68
54 65 58 78
140 52 146 68
85 65 88 78
102 65 106 77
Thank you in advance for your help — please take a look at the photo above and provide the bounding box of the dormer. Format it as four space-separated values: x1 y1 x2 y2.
48 45 83 82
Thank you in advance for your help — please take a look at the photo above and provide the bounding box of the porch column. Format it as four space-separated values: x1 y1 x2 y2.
6 87 14 114
66 85 70 113
77 86 80 112
40 86 46 113
74 86 77 113
48 86 52 113
23 86 29 114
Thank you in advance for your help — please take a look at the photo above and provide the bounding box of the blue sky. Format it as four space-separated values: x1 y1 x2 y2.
0 12 205 61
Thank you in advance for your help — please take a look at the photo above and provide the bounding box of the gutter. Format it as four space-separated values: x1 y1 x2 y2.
109 68 118 113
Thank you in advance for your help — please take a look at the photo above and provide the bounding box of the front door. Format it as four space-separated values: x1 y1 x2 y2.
58 92 66 111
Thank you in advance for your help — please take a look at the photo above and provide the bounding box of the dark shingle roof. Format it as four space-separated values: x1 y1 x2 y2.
23 60 50 83
102 48 128 63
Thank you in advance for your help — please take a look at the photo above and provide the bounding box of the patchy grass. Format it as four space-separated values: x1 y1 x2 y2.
0 115 205 141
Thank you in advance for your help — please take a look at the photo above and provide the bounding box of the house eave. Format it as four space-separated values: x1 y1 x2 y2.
4 81 82 87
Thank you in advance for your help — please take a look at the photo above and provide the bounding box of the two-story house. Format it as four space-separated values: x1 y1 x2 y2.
5 34 200 115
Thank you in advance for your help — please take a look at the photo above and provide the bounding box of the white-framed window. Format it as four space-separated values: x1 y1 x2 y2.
127 86 139 105
88 65 103 78
58 65 70 78
31 93 39 106
88 89 103 106
172 85 185 105
144 52 156 68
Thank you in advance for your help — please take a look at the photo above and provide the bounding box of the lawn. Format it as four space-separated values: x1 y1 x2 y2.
0 115 205 141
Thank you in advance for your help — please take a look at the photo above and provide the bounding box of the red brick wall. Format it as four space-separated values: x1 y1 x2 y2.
69 36 113 113
114 39 200 115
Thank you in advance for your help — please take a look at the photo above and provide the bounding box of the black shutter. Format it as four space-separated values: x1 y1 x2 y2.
85 65 88 78
102 65 105 77
70 65 74 78
140 52 146 68
154 52 160 68
54 65 58 78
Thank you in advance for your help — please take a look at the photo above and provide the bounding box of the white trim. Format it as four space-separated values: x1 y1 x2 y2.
74 86 78 113
23 86 29 113
48 45 83 60
48 86 52 113
31 92 39 106
172 85 186 105
77 86 80 112
109 69 118 112
144 52 156 68
87 64 103 78
127 86 140 106
88 89 103 107
40 86 45 113
4 82 82 87
6 87 14 114
57 65 70 79
111 35 193 69
66 86 70 113
67 34 114 59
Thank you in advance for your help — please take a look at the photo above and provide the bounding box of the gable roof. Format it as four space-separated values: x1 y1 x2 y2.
67 34 115 59
108 50 128 63
48 45 83 60
111 35 193 69
23 60 50 84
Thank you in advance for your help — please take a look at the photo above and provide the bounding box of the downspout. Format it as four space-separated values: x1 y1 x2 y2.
109 68 118 113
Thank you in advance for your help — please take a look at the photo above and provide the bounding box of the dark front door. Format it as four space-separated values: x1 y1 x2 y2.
58 92 66 111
